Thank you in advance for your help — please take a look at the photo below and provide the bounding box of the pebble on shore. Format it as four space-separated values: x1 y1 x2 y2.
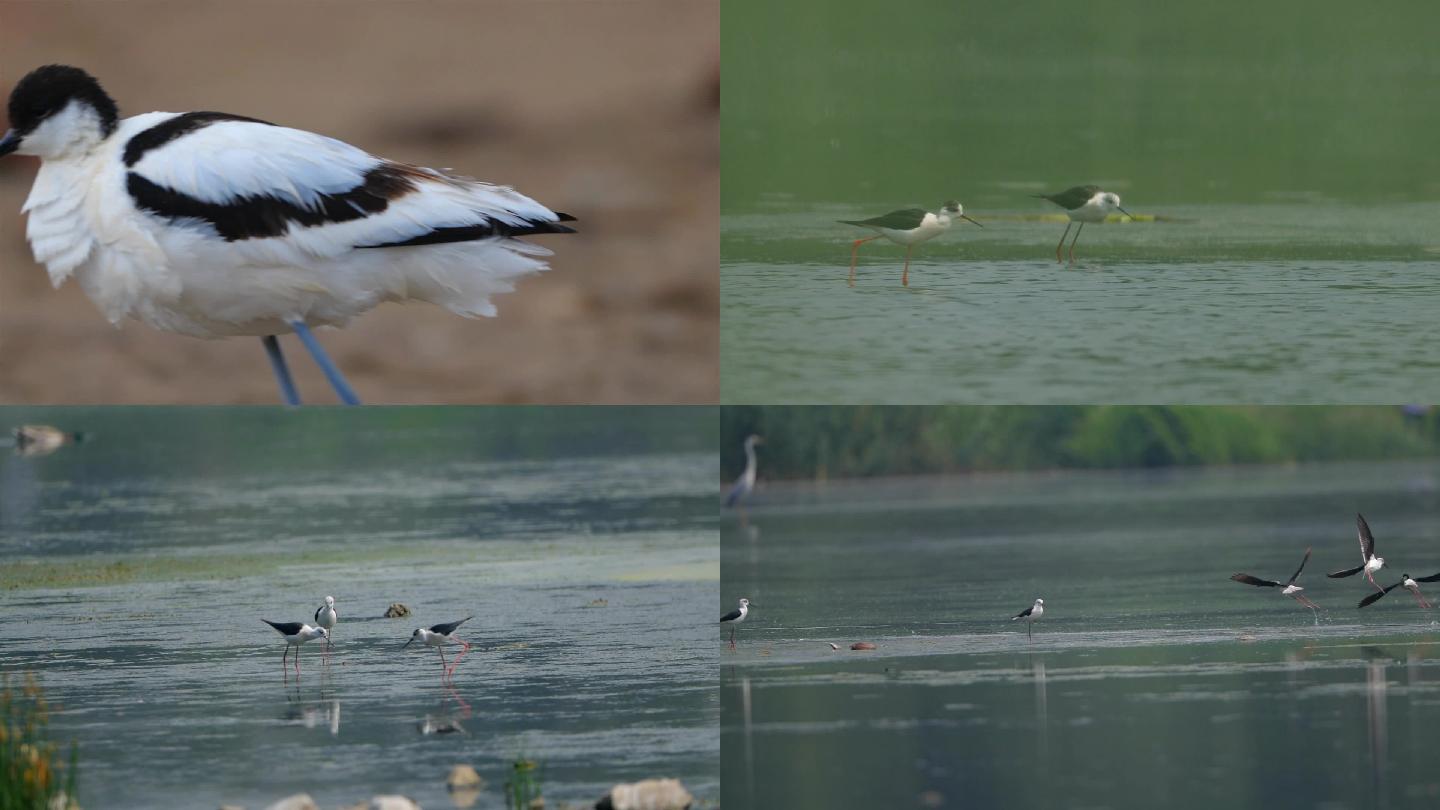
384 603 411 618
595 778 693 810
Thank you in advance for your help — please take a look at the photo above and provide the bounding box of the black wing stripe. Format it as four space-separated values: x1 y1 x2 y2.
720 609 742 623
1328 565 1365 579
1012 606 1034 619
1413 572 1440 583
357 219 576 249
123 111 276 167
128 163 420 242
1036 185 1101 211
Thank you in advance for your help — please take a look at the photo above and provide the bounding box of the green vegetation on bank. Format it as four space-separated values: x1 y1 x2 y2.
722 406 1440 479
1 675 77 810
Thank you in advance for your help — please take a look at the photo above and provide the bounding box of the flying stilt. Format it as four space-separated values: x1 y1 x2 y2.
721 598 751 649
1034 186 1132 264
12 425 85 457
838 201 981 287
1359 573 1440 609
403 617 473 679
262 620 329 676
1012 598 1044 641
1230 546 1321 615
1329 513 1387 592
314 596 338 653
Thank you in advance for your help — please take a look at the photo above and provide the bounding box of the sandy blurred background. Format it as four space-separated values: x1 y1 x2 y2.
0 0 717 404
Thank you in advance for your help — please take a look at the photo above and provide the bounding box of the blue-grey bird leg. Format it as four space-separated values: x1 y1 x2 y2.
289 321 361 405
262 335 302 405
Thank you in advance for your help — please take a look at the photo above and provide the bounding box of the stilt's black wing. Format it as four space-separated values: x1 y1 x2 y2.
1410 572 1440 583
1286 547 1313 585
721 609 742 623
428 617 473 636
1357 513 1376 560
1328 565 1365 579
838 208 926 230
264 619 304 636
314 604 324 623
1012 606 1034 620
1358 582 1404 608
1231 573 1280 588
1035 185 1101 211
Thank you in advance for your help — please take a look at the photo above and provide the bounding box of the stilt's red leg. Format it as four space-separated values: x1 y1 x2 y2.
849 237 878 287
1367 571 1384 592
1055 223 1072 262
447 640 470 676
1068 223 1085 264
729 627 736 649
902 245 914 286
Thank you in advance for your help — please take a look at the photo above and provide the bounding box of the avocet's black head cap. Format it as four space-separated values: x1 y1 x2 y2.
2 65 118 154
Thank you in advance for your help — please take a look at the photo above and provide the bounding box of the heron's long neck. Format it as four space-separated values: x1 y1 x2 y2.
743 442 757 476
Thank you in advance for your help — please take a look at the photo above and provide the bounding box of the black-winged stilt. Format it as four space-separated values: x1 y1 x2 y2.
0 65 575 406
1012 598 1044 640
12 425 85 457
1358 572 1440 609
839 201 981 287
1328 513 1388 592
1230 546 1321 615
262 620 329 676
721 598 751 649
314 596 337 651
404 617 473 678
1034 186 1133 263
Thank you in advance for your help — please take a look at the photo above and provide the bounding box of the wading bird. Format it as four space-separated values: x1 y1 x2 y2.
721 598 752 649
403 617 474 678
314 596 337 652
1230 547 1321 616
1012 598 1044 641
0 65 574 405
262 620 329 676
1034 185 1132 263
1358 573 1440 609
12 425 84 457
839 201 981 287
1329 513 1387 592
725 435 764 517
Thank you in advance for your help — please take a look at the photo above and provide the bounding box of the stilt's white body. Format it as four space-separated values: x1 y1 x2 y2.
18 108 561 339
315 596 337 631
1367 556 1386 577
412 628 462 648
280 625 328 646
1063 192 1121 223
864 211 954 246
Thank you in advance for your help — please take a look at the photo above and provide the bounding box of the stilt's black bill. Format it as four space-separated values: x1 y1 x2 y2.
0 130 19 157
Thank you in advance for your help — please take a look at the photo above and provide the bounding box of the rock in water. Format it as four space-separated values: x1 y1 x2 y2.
447 765 484 789
851 642 877 651
596 778 694 810
263 796 318 810
384 603 411 618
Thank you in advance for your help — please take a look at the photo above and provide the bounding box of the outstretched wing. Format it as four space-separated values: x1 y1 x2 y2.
1413 572 1440 583
721 608 743 623
1231 573 1280 588
1328 564 1365 579
428 616 473 636
1286 547 1313 585
1358 582 1404 608
122 111 572 259
839 208 927 231
1037 185 1101 211
1356 513 1376 560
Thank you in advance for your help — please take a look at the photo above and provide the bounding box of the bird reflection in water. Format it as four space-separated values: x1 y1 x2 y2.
1365 653 1389 809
